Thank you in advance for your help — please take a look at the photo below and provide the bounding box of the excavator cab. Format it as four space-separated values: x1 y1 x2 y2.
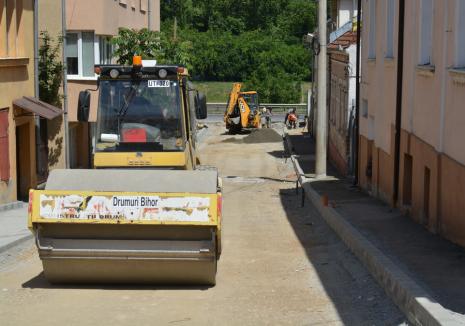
224 83 261 134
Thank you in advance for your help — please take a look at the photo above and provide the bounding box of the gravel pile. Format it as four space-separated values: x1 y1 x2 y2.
243 129 283 143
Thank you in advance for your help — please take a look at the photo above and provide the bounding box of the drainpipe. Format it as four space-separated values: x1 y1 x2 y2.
315 0 328 178
33 0 39 99
62 0 70 168
393 0 406 205
147 0 152 30
353 0 361 185
33 0 42 185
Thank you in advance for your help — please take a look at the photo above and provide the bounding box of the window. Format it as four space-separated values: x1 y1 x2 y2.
98 36 113 65
0 109 9 182
1 0 23 57
386 0 395 58
419 0 433 65
81 32 95 76
66 31 95 77
456 0 465 67
66 33 78 74
361 99 368 118
368 0 376 59
140 0 147 12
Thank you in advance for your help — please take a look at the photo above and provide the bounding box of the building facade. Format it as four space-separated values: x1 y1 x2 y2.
359 0 465 247
0 0 39 203
38 0 66 181
0 0 160 204
64 0 160 168
327 19 357 177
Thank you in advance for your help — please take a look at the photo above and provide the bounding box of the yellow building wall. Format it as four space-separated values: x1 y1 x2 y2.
38 0 66 171
0 0 36 204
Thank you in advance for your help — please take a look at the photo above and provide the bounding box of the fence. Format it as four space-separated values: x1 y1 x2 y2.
207 103 308 115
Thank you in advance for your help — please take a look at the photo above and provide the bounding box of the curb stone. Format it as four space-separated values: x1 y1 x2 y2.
0 234 33 254
0 201 31 253
284 134 465 326
0 201 26 212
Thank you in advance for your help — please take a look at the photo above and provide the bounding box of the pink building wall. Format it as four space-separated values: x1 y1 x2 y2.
359 0 465 246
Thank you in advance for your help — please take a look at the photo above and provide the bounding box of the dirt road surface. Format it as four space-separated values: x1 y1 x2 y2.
0 124 406 326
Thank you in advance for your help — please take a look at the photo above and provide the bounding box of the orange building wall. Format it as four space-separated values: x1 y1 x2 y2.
440 155 465 247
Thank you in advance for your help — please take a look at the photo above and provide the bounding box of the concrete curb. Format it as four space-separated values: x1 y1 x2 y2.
0 201 26 212
284 135 465 326
0 234 33 254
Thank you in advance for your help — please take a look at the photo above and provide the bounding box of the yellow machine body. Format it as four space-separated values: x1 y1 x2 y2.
224 83 260 133
29 63 221 285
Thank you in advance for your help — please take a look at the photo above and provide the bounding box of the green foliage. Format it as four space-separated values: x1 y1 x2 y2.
193 82 239 102
158 0 318 103
111 27 194 71
38 31 63 107
111 28 162 64
245 71 302 104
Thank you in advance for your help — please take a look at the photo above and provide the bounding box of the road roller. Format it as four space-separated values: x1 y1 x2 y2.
28 57 222 285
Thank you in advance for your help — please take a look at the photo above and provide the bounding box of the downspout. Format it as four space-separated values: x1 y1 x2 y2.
437 2 449 233
147 0 152 30
33 0 39 99
353 0 361 185
393 0 406 205
62 0 70 168
33 0 41 185
311 51 317 137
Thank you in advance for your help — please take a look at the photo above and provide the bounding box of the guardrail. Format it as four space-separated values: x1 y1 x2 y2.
207 103 308 115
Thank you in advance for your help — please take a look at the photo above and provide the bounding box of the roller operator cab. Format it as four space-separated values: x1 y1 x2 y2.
28 58 222 285
78 60 208 169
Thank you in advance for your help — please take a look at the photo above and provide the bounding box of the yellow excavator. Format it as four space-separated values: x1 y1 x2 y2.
224 83 261 134
27 56 222 285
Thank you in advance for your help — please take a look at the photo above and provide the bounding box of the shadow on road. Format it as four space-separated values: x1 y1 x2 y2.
278 187 406 324
22 272 212 291
266 150 289 159
220 129 252 136
285 132 465 317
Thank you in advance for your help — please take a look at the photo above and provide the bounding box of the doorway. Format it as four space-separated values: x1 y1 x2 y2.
16 124 31 201
423 166 431 227
402 154 413 207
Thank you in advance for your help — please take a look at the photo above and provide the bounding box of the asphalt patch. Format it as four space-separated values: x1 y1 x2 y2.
223 129 283 144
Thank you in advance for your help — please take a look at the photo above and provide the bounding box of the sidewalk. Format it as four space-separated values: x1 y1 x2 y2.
285 128 465 326
0 202 31 253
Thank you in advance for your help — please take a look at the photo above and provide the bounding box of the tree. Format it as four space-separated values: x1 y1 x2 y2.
111 28 193 71
111 28 162 64
38 31 63 107
158 0 318 102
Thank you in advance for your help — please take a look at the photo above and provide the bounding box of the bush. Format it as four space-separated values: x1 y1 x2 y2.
39 31 63 107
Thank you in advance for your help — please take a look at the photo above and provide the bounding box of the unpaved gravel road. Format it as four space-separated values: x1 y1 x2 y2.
0 124 406 326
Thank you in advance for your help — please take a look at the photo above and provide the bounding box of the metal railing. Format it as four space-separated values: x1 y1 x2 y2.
207 103 308 115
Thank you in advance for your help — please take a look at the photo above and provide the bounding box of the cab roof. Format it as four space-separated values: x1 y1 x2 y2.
96 65 188 80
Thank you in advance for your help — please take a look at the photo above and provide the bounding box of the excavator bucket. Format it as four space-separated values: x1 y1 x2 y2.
28 169 222 285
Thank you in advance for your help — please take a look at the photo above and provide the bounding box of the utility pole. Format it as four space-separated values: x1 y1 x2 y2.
62 0 70 168
315 0 328 178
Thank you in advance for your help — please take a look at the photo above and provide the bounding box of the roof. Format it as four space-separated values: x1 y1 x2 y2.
328 20 358 50
46 169 219 194
13 96 62 120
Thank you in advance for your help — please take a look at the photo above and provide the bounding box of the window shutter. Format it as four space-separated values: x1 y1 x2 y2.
0 109 10 182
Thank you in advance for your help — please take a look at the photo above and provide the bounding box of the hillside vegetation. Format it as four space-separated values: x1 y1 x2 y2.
193 81 312 103
160 0 317 103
